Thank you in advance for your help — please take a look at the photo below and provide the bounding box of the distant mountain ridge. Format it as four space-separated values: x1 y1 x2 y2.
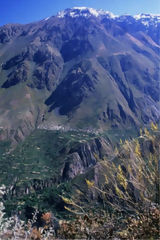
56 7 160 27
0 7 159 143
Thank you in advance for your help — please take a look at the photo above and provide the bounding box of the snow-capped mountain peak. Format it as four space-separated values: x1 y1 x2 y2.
57 7 117 19
133 13 160 26
42 7 160 29
134 13 160 20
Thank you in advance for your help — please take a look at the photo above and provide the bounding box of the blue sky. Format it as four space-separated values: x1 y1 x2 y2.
0 0 160 26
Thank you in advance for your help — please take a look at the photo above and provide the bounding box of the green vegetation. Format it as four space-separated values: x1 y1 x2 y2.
0 126 159 239
0 140 11 156
0 129 96 185
0 129 98 217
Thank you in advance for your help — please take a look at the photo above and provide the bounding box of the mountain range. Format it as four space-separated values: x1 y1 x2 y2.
0 8 160 228
0 7 159 144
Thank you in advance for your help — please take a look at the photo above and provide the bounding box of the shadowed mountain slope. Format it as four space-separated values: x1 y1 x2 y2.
0 7 159 142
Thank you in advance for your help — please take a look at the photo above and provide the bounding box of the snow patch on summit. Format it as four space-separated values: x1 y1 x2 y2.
57 7 117 19
51 7 160 28
134 13 160 20
134 13 160 26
